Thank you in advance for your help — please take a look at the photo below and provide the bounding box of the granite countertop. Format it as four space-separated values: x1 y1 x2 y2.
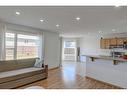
81 55 127 62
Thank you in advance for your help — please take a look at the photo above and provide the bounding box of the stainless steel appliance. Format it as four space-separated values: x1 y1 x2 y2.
77 47 80 62
123 42 127 49
110 51 125 57
109 45 124 49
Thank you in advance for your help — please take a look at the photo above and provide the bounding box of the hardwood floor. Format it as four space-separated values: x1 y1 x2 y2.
18 61 120 89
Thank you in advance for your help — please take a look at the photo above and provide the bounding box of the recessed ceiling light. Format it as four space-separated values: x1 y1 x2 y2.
76 17 80 21
56 24 60 27
98 30 102 33
40 19 44 22
115 5 120 7
112 29 116 31
15 11 20 15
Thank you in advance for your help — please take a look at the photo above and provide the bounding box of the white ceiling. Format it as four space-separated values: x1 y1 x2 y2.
0 6 127 37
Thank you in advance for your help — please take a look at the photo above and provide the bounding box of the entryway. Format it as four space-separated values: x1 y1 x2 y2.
62 40 77 62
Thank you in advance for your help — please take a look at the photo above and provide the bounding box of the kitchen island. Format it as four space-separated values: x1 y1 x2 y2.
79 55 127 88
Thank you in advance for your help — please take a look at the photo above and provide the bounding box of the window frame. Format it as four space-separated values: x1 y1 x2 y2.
5 32 16 60
64 41 76 48
5 31 40 60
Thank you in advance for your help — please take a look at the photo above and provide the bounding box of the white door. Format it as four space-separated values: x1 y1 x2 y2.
63 41 77 61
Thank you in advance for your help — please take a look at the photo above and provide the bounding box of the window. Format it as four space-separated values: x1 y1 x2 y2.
64 41 76 48
5 33 15 60
63 41 77 61
5 32 40 60
17 34 39 59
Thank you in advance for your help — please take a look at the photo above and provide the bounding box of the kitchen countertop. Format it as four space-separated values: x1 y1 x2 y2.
81 55 127 62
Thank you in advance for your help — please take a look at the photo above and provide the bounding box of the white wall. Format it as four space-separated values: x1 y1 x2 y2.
43 31 60 69
0 23 6 60
79 35 101 55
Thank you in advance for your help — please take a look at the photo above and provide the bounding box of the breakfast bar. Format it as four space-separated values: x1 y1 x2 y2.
85 55 127 65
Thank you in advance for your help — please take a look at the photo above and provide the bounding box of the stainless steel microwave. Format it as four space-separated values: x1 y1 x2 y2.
123 42 127 49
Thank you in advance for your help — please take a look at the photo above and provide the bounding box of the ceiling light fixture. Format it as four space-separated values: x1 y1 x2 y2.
40 19 44 22
56 24 60 27
98 30 102 33
76 17 80 21
115 5 120 7
15 11 20 15
112 29 116 31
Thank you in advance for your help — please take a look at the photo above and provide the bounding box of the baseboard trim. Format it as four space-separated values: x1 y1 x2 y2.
85 76 123 89
48 67 59 71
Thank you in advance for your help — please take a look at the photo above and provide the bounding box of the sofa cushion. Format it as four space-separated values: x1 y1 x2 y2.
0 58 36 72
0 67 44 84
34 58 44 68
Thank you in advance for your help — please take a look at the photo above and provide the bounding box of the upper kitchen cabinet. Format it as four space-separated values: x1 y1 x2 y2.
123 38 127 42
117 38 124 45
100 38 110 49
100 38 105 49
110 38 117 45
100 37 127 49
105 39 110 49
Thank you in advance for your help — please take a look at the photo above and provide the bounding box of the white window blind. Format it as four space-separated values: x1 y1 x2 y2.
5 30 42 60
17 34 39 59
5 32 15 60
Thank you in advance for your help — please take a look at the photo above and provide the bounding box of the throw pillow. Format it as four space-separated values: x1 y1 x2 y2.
34 58 44 68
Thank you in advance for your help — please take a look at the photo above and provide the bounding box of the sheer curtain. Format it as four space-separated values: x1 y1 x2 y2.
0 23 44 60
38 32 44 60
7 29 44 60
0 24 6 60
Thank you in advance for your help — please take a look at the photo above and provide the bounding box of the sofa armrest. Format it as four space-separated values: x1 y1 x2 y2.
44 65 48 78
42 63 44 68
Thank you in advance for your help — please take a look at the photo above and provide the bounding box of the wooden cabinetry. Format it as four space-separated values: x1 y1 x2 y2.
100 37 125 49
100 38 105 49
117 38 124 45
105 39 110 49
110 38 117 45
100 38 110 49
123 38 127 42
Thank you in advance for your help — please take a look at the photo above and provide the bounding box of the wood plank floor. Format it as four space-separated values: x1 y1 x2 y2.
18 61 120 89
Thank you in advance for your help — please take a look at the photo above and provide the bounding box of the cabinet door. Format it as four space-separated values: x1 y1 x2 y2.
100 39 105 49
123 38 127 42
105 39 110 49
117 38 123 45
110 38 117 45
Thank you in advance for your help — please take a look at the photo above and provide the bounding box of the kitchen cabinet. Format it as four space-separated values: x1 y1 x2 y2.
105 39 110 49
110 38 117 45
100 38 110 49
100 38 105 49
100 37 127 49
117 38 124 45
123 38 127 42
